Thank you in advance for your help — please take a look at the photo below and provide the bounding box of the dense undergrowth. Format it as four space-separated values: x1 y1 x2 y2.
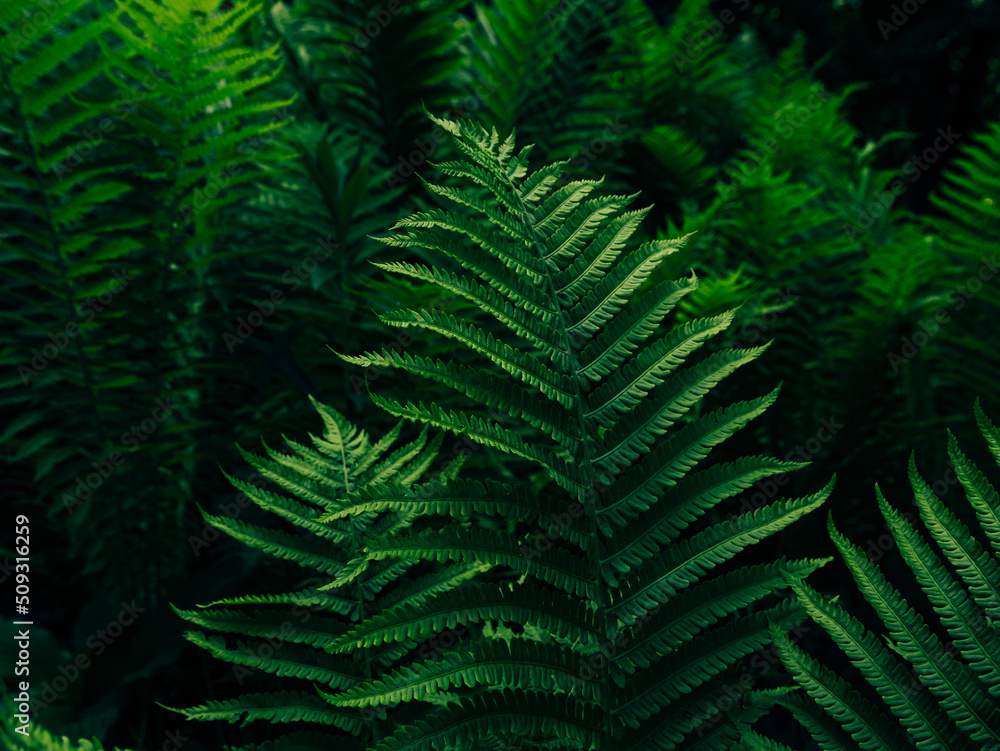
2 0 999 749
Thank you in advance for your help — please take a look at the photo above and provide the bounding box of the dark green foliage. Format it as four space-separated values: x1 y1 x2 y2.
747 401 1000 750
927 122 1000 408
6 0 1000 749
0 699 131 751
172 396 480 747
0 0 291 602
174 114 839 749
295 113 833 749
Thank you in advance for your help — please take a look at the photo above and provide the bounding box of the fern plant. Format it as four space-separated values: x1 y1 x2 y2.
264 0 470 171
927 119 1000 416
0 0 294 602
269 112 839 750
0 698 130 751
746 399 1000 750
468 0 626 172
172 396 485 748
216 0 483 435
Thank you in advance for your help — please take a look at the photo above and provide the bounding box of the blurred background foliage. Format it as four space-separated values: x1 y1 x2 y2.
1 0 998 748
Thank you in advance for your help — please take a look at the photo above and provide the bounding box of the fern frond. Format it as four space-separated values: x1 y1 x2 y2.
174 692 363 732
324 113 831 748
749 409 1000 749
179 401 471 747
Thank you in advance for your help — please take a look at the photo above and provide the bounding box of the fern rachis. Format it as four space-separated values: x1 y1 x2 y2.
311 112 836 749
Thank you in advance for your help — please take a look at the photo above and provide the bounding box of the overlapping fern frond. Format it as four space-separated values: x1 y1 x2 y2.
174 397 482 748
466 0 631 194
747 400 1000 750
928 119 1000 408
615 0 751 156
0 0 294 602
311 112 834 749
266 0 469 171
225 0 479 432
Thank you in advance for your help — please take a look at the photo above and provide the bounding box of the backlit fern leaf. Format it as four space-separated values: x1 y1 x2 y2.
320 112 833 749
0 697 132 751
174 397 485 748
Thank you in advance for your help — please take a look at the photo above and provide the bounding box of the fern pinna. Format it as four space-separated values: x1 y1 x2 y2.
1 698 131 751
303 112 835 750
172 397 484 748
746 400 1000 751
